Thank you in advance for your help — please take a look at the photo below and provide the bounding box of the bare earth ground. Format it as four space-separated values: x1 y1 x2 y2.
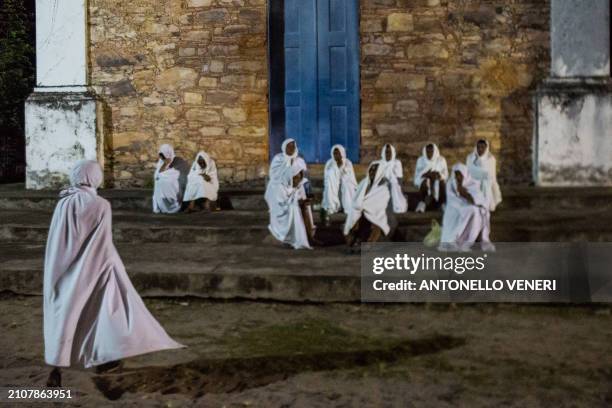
1 293 611 407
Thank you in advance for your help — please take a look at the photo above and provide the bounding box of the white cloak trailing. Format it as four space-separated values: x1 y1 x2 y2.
344 161 391 236
322 144 358 215
466 141 502 212
265 161 312 250
413 143 449 201
439 163 494 252
153 144 181 214
183 151 219 202
44 161 183 368
380 144 408 213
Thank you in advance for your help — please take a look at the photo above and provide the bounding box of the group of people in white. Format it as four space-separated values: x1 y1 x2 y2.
265 138 502 252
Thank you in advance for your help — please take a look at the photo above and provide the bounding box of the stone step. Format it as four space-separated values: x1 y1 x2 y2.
0 243 361 302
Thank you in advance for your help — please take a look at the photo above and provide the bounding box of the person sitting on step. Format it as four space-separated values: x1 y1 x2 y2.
414 143 449 213
344 161 391 253
44 160 184 388
153 144 181 214
321 144 358 225
183 150 219 213
438 163 495 252
466 139 502 212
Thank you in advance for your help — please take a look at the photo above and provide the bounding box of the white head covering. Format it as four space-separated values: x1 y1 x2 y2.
183 150 219 203
422 143 440 163
159 144 176 161
379 144 406 212
281 138 298 160
60 160 103 197
381 144 396 162
466 139 502 211
330 144 347 168
189 151 216 176
344 161 390 236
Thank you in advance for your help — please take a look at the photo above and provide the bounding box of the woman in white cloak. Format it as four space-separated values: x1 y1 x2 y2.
265 161 313 249
466 139 502 212
438 163 495 252
322 144 358 218
153 144 182 214
379 144 408 214
44 161 183 387
414 143 448 213
344 161 391 251
183 150 219 212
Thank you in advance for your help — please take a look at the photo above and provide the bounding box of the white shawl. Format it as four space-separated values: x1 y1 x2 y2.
344 161 391 236
153 144 181 214
439 163 493 252
44 161 183 368
264 162 312 250
322 144 358 215
380 144 408 213
413 143 449 201
183 151 219 202
466 141 502 212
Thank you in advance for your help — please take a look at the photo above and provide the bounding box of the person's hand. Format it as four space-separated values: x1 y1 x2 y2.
431 171 440 180
203 174 211 182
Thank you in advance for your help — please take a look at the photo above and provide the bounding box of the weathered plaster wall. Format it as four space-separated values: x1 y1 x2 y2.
89 0 269 187
360 0 550 184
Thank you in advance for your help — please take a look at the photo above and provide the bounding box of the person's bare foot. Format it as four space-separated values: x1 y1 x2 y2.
46 367 61 387
95 360 123 374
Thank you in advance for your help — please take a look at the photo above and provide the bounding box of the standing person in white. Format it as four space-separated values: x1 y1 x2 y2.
438 163 495 252
466 139 502 212
379 144 408 214
414 143 449 212
322 144 358 219
153 144 181 214
183 150 219 212
44 161 184 387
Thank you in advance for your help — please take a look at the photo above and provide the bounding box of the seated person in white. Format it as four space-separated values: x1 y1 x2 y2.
438 163 495 252
265 161 313 249
379 144 408 214
153 144 181 214
183 151 219 212
322 144 358 219
344 161 391 252
414 143 448 213
466 139 502 212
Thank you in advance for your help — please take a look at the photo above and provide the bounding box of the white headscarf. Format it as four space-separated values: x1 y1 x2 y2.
153 144 181 214
322 144 357 214
60 160 103 197
414 143 449 200
344 161 391 236
158 144 175 162
466 139 502 211
184 150 219 202
379 144 407 213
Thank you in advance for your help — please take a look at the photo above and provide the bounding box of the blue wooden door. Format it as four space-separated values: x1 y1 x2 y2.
283 0 360 163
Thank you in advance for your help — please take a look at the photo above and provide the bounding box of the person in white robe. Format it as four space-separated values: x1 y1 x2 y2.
183 150 219 212
438 163 495 252
466 139 502 212
265 161 313 249
153 144 181 214
322 144 358 219
44 161 184 387
414 143 449 212
344 161 391 251
380 144 408 214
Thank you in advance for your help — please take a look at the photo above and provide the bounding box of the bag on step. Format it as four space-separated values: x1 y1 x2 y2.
423 219 441 248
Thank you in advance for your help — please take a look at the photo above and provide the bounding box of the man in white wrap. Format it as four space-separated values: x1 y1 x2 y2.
379 144 408 214
438 163 495 252
321 144 358 221
466 139 502 212
153 144 181 214
344 162 391 252
414 143 449 213
44 161 183 387
183 150 219 212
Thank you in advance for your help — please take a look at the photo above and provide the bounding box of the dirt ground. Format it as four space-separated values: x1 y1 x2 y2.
1 293 611 407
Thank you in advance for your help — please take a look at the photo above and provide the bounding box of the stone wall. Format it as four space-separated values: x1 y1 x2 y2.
89 0 269 187
360 0 550 184
89 0 549 187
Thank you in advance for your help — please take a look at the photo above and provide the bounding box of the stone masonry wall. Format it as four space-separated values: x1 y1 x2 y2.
90 0 549 187
90 0 269 187
360 0 550 184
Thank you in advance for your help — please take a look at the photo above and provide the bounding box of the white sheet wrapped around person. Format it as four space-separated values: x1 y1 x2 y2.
438 163 495 252
44 160 183 386
466 139 502 212
265 161 312 249
183 150 219 212
153 144 181 214
414 143 448 213
322 144 358 216
344 161 391 250
379 144 408 213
